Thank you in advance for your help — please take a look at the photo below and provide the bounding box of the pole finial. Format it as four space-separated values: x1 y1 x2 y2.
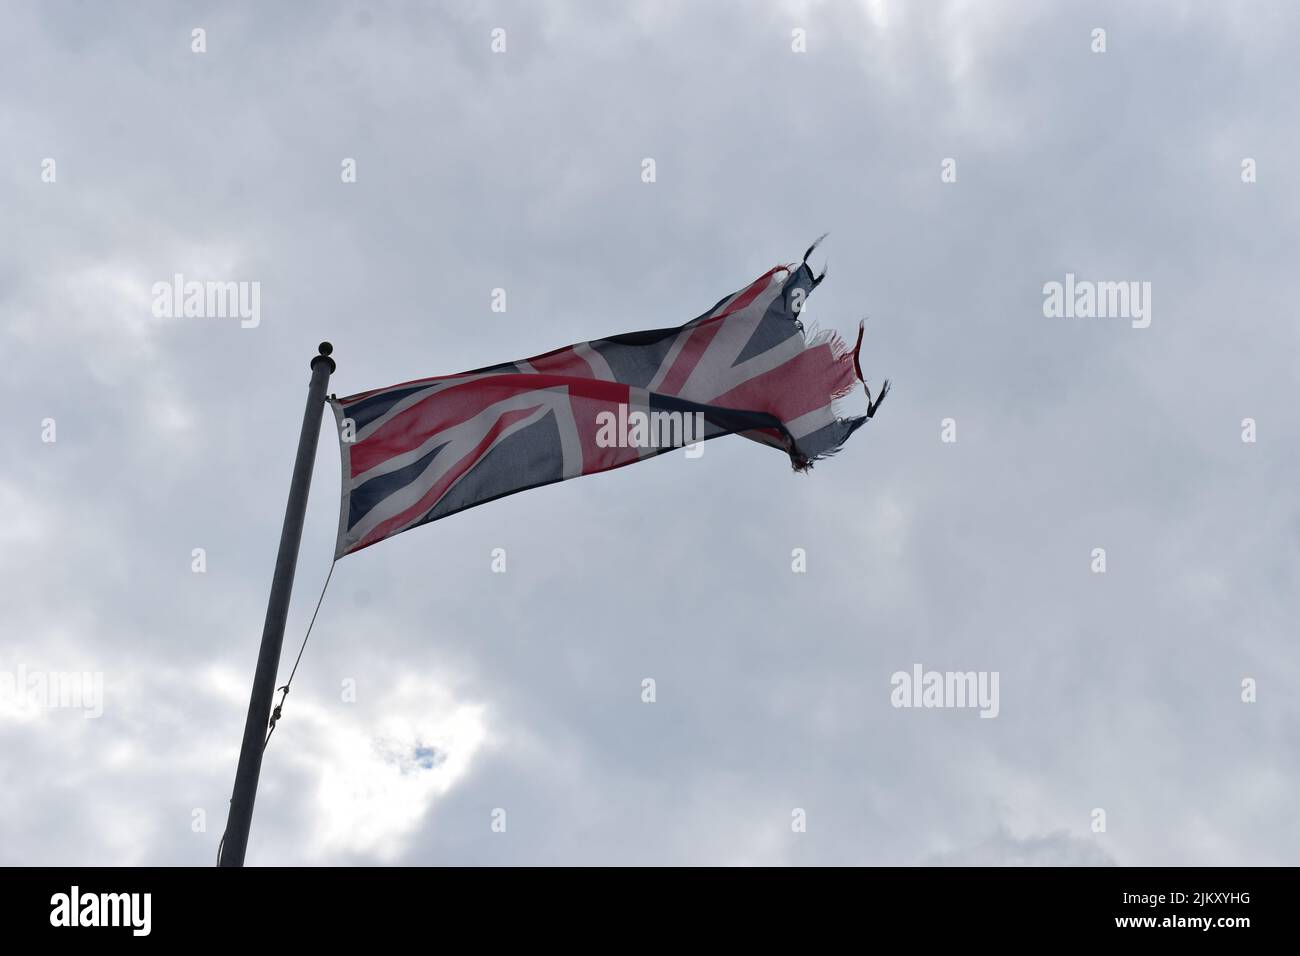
312 341 337 373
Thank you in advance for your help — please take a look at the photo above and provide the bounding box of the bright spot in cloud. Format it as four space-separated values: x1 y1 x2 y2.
291 676 489 861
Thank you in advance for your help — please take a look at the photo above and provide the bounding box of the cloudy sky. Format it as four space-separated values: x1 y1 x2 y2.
2 0 1297 866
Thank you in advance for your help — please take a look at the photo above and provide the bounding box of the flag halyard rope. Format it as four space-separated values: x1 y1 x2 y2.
264 557 337 750
216 557 337 866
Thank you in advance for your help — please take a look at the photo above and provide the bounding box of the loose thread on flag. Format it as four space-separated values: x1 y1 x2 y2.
852 319 891 419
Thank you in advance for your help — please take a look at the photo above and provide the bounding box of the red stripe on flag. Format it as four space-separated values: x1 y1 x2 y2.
655 321 722 396
351 373 630 475
707 344 856 423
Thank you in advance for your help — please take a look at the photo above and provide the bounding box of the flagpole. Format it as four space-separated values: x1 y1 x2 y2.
219 341 336 867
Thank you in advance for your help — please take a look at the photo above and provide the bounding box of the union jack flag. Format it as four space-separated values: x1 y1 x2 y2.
329 242 889 558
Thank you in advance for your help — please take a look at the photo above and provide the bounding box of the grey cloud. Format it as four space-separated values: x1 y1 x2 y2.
1 0 1297 865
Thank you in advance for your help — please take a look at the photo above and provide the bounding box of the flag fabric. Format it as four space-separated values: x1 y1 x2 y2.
328 242 889 558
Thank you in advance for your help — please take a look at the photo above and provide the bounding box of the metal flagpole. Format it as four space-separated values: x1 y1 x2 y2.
219 341 336 867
